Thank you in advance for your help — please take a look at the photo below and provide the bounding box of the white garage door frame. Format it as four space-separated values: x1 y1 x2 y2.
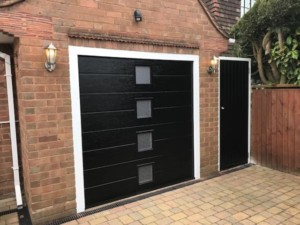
69 46 200 213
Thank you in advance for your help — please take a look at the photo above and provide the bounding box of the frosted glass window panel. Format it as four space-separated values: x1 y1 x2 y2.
137 132 153 152
136 100 152 119
138 164 153 185
135 66 151 84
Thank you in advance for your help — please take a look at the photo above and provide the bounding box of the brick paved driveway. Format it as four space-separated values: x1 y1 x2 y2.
62 166 300 225
2 165 300 225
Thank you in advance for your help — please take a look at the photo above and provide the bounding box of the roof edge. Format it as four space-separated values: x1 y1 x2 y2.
197 0 229 39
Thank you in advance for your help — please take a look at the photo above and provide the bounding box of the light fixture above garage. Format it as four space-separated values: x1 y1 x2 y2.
134 10 142 22
207 55 218 75
44 43 57 72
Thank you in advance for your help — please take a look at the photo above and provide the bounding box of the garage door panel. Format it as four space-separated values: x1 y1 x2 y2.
83 136 192 169
80 92 192 113
79 76 191 93
84 156 161 188
85 178 137 207
84 163 138 188
80 94 135 113
155 164 194 184
153 92 192 108
81 111 137 132
159 151 193 165
79 75 136 94
84 157 193 207
82 130 136 152
151 61 192 75
81 107 192 133
154 159 194 186
152 76 191 91
154 136 193 154
82 122 192 151
154 107 192 123
83 146 152 170
152 123 192 141
79 57 191 76
79 57 134 74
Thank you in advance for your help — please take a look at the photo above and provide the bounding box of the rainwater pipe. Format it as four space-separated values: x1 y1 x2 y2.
0 52 23 207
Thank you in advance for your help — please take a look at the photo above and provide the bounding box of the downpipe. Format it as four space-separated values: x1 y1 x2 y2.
0 52 23 207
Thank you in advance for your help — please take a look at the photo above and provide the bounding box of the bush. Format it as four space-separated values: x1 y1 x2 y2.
231 0 300 85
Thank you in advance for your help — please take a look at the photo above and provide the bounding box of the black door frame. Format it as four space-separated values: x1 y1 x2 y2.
218 57 251 171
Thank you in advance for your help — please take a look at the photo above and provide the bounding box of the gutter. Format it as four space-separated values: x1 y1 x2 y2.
0 52 23 207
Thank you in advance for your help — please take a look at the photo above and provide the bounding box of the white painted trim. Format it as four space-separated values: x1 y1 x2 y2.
193 59 200 180
218 57 251 62
69 48 85 213
217 57 251 171
218 59 221 172
0 52 23 207
247 61 252 164
69 46 200 213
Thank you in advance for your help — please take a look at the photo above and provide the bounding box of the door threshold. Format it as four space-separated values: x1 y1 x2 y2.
220 163 253 174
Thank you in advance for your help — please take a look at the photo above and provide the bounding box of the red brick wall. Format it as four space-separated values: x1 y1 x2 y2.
0 0 228 223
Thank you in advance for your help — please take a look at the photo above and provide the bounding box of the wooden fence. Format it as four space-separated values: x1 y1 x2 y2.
251 88 300 174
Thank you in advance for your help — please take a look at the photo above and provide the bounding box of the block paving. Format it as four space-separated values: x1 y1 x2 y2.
0 198 16 212
0 197 18 225
1 165 300 224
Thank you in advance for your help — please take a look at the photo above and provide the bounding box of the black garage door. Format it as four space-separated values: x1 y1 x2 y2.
79 56 194 208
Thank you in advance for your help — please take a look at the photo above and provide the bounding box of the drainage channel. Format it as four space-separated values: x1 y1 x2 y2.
0 208 18 217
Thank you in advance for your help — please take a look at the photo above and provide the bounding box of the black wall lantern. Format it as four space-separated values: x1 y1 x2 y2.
134 10 142 22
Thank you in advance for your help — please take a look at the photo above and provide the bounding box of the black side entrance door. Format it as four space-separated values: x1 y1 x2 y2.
78 56 194 208
220 59 250 170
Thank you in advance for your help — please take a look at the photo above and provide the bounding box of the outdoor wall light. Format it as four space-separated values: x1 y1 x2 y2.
207 55 218 75
44 43 57 72
134 10 142 22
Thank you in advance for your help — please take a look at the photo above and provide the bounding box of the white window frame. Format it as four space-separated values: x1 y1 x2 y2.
241 0 256 16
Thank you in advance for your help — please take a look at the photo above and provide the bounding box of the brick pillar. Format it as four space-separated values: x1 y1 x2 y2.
15 37 76 224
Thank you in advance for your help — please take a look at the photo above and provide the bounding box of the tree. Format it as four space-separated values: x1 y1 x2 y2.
231 0 300 85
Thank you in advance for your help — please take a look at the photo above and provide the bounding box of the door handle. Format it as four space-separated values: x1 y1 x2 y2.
221 107 225 110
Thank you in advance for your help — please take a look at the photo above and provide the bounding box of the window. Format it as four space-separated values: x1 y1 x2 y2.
135 66 151 85
137 131 153 152
136 99 152 119
241 0 256 17
138 164 153 185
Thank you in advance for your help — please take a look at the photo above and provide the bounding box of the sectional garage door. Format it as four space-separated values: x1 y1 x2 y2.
78 56 194 208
